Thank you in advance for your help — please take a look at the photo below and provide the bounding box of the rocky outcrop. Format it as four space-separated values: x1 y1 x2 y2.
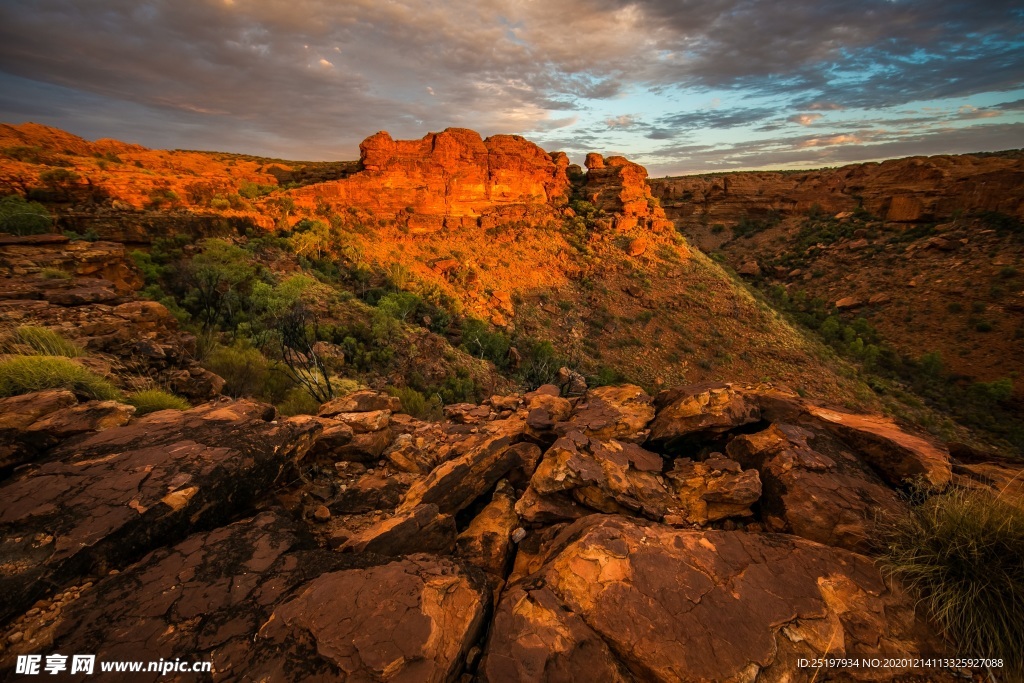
0 234 142 294
648 382 761 445
582 153 674 232
13 511 489 683
727 423 904 550
650 151 1024 226
293 128 570 222
0 380 993 680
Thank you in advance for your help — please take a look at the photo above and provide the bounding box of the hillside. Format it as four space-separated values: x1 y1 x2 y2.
651 155 1024 454
1 123 886 405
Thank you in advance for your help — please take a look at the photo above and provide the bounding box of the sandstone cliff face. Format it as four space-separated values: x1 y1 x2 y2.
293 128 571 221
580 152 674 234
651 152 1024 225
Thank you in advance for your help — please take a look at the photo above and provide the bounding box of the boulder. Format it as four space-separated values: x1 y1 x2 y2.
481 516 944 682
335 504 457 556
333 428 395 462
328 408 392 433
737 261 761 277
648 383 760 444
665 456 762 525
530 432 673 521
261 554 489 683
306 416 355 460
626 237 649 256
318 389 401 416
455 480 520 576
835 296 864 309
0 390 78 473
514 486 590 526
330 469 420 514
555 384 655 443
398 419 525 515
727 423 903 550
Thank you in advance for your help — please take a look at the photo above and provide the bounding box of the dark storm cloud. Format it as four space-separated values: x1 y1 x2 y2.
632 0 1024 107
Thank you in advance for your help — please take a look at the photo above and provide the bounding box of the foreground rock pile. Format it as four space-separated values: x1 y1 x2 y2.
0 381 1013 681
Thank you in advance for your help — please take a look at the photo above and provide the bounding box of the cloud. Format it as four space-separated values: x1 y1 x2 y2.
0 0 1019 166
797 133 864 148
644 106 778 139
605 114 638 129
787 113 824 126
641 122 1024 175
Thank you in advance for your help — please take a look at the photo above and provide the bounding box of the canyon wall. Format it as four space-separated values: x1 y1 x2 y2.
650 152 1024 226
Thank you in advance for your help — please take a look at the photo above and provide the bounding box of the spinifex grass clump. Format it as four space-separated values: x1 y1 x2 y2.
878 485 1024 674
0 355 121 400
10 325 84 357
126 388 191 415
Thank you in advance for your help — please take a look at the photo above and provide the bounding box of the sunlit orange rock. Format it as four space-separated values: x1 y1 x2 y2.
293 128 570 218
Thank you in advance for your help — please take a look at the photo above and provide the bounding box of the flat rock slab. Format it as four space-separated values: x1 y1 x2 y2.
25 511 488 682
260 554 488 682
482 516 944 682
0 400 320 622
804 405 951 488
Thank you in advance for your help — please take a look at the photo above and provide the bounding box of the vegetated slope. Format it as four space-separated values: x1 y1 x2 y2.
0 123 884 405
651 155 1024 455
5 122 1016 455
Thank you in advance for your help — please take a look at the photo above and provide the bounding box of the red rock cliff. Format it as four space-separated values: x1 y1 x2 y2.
292 128 570 219
581 152 674 232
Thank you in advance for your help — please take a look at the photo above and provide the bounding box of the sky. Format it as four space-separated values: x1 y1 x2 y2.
0 0 1022 175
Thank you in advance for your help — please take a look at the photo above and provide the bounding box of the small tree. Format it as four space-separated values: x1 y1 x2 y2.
276 302 334 404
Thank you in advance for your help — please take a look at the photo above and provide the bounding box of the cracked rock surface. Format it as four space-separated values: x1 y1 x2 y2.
481 515 944 682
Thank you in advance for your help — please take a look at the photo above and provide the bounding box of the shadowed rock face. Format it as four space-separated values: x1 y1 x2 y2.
0 400 320 622
40 511 490 683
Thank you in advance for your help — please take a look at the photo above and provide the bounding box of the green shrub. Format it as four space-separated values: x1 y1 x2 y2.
0 195 52 235
205 342 271 399
11 326 83 357
387 386 442 420
277 386 321 416
127 389 191 415
878 486 1024 674
0 356 120 400
39 267 71 280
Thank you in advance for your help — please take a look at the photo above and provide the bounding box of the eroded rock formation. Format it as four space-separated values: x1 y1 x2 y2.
293 128 571 225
